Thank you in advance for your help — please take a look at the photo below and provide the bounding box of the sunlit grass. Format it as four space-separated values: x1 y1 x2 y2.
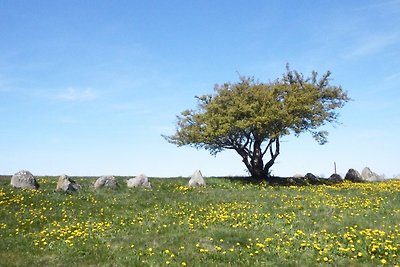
1 176 399 266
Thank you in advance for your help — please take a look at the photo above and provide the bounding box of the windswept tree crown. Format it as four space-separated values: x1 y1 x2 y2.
165 66 350 179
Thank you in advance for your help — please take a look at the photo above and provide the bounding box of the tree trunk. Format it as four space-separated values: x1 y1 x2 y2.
235 137 280 180
263 138 280 179
249 138 267 179
245 138 280 180
248 166 269 179
237 148 269 179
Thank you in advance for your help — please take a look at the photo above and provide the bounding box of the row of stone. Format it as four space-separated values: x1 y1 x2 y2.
8 167 384 192
344 167 384 182
9 170 206 192
298 167 384 183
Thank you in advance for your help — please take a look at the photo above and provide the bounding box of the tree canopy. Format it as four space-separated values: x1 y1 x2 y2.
164 66 350 179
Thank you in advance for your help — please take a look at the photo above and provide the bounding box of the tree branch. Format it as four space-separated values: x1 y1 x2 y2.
262 139 274 157
263 138 280 173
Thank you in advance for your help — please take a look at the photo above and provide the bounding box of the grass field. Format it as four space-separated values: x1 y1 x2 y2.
1 176 400 266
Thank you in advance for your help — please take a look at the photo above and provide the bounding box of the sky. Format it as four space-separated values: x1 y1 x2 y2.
1 0 399 178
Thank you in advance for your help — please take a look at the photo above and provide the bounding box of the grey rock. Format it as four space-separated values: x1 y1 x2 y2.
289 177 307 185
56 175 80 192
94 176 118 189
10 170 39 189
329 173 343 183
361 167 384 182
345 169 363 182
188 170 206 187
304 173 321 184
127 174 152 188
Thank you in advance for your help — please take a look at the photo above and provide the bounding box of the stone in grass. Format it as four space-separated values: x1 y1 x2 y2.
10 170 39 189
304 173 321 184
328 173 343 183
127 174 152 189
56 174 80 192
94 176 118 189
188 170 206 187
361 167 384 182
344 169 363 182
292 174 303 178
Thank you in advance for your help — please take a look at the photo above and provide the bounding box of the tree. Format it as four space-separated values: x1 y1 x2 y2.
164 66 350 179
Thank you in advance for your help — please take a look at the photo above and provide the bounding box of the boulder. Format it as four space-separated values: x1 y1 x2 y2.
94 176 118 189
10 170 39 189
288 177 307 185
344 169 363 182
328 173 343 183
361 167 384 182
127 174 152 188
56 175 80 192
188 170 206 187
304 173 321 184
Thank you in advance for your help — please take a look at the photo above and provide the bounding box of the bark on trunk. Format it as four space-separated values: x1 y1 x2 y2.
234 136 280 180
244 138 280 180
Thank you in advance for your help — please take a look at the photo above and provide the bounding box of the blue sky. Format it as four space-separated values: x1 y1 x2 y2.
1 0 399 177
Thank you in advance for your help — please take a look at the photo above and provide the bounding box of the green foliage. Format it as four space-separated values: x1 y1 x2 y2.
165 66 350 178
1 177 400 266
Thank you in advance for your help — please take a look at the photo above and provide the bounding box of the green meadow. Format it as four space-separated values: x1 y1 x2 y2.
1 176 399 266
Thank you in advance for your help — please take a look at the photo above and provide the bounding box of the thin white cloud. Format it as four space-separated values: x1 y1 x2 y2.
355 0 400 11
56 87 98 102
0 75 14 92
57 116 80 124
343 34 399 59
385 71 400 81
